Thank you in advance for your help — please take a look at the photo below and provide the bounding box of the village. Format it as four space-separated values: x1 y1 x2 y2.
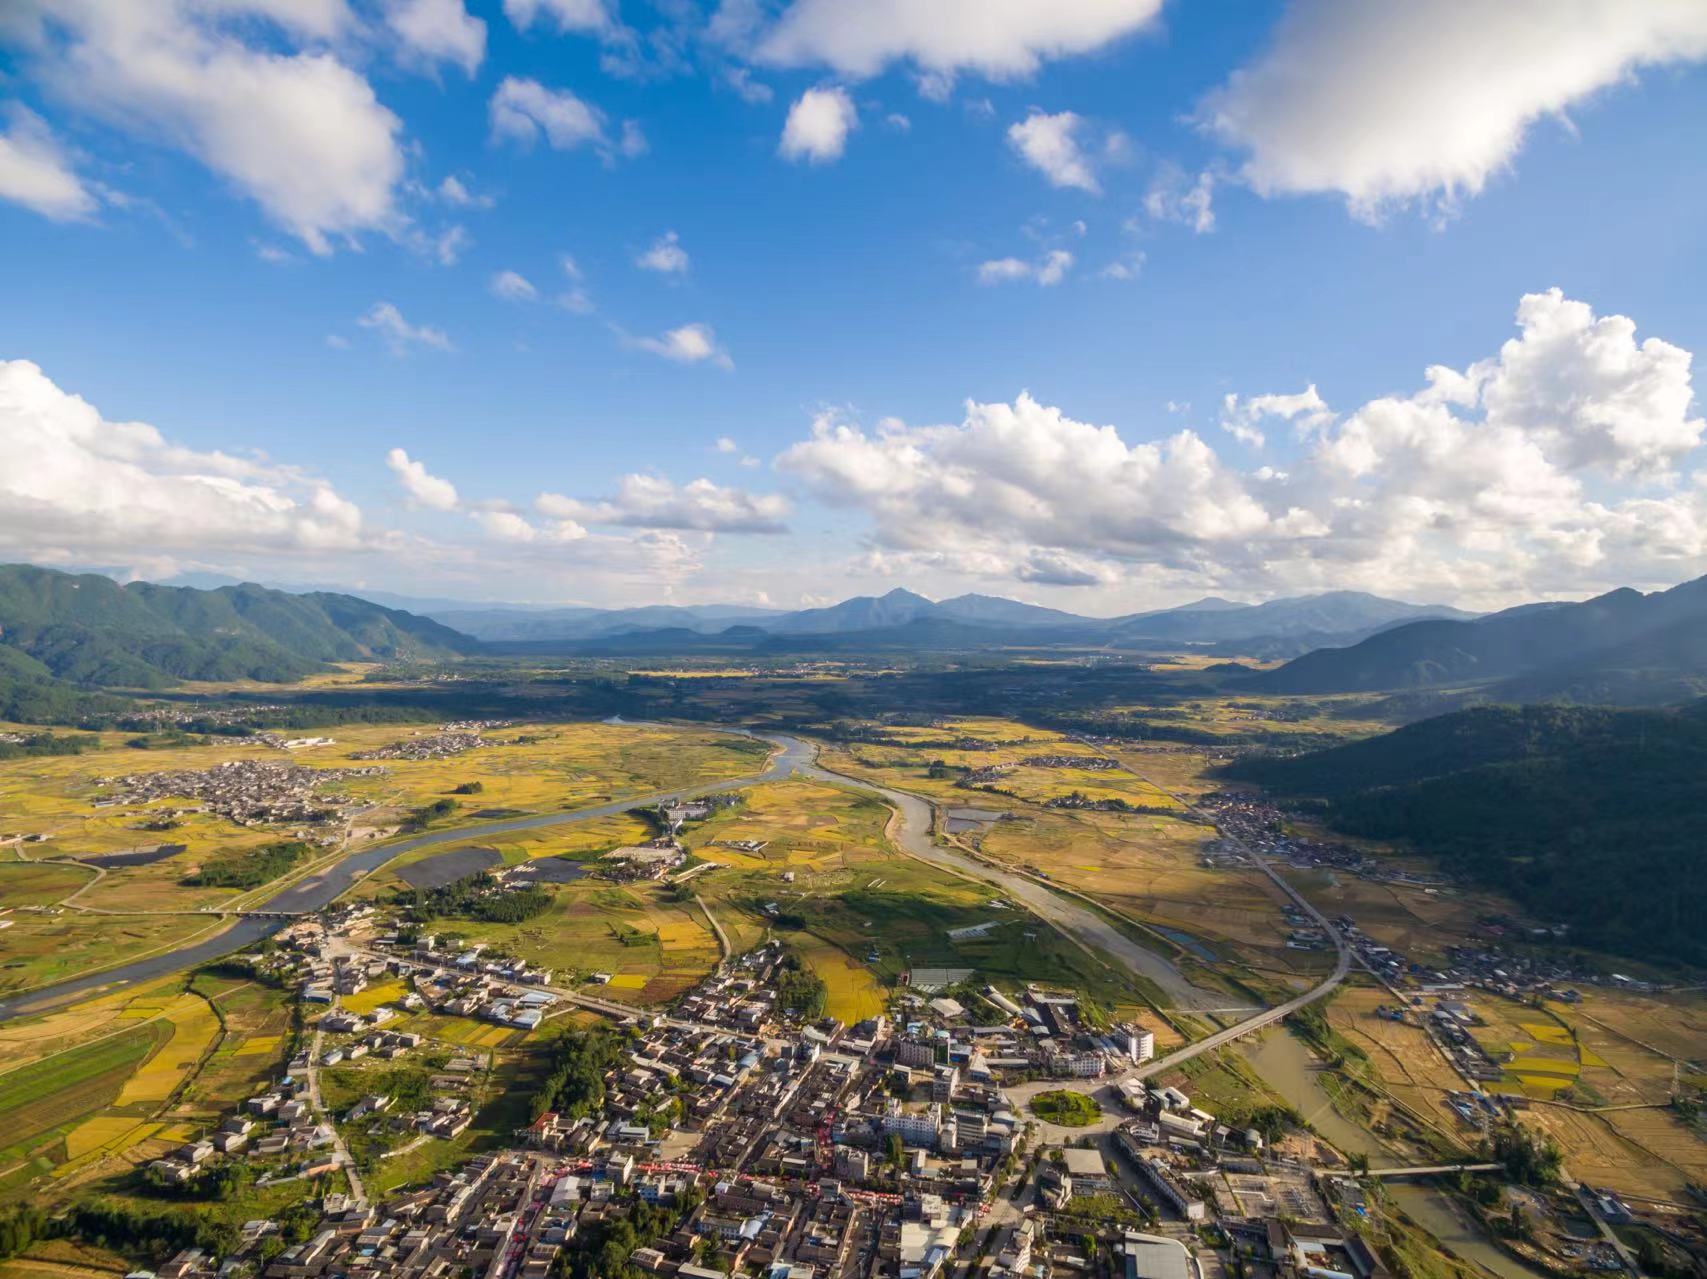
114 882 1514 1279
92 759 386 829
349 722 517 762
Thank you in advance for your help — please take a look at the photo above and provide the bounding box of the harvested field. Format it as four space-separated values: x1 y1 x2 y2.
1526 1104 1705 1200
516 856 588 883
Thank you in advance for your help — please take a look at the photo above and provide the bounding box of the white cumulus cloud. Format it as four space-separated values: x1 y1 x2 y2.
776 291 1707 606
977 249 1073 287
0 104 96 221
384 0 486 76
504 0 615 35
1007 110 1099 192
1199 0 1707 221
490 269 537 301
0 358 365 566
358 302 452 355
10 0 406 253
537 474 790 533
635 323 733 369
489 77 608 153
779 86 857 164
636 229 690 274
1143 165 1215 233
1220 385 1333 448
748 0 1166 83
385 447 460 510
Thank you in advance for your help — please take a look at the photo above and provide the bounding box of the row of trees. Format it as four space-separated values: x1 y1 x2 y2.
395 872 552 924
182 840 311 889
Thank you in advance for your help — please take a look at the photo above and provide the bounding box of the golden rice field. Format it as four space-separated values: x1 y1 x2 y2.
0 720 767 918
397 1013 517 1048
113 992 221 1106
1276 865 1504 969
1325 980 1707 1198
685 779 893 872
58 1117 165 1169
445 879 721 1002
1527 1103 1707 1201
0 1237 132 1278
342 979 409 1015
0 971 295 1203
788 932 885 1023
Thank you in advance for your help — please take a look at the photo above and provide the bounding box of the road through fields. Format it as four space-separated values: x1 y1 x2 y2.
0 727 1248 1023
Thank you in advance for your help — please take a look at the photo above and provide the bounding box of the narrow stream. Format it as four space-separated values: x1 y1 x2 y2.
1239 1029 1549 1279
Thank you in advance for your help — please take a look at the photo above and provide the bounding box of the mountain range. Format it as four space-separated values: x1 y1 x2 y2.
16 557 1707 714
445 587 1471 656
1250 574 1707 705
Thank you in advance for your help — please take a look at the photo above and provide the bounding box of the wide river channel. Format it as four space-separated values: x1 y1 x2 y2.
0 725 1542 1277
0 728 1221 1020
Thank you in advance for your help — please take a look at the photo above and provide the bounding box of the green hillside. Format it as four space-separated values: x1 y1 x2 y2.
0 564 477 691
1249 574 1707 701
1229 703 1707 967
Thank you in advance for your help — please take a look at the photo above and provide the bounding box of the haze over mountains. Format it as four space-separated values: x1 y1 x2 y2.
436 587 1472 656
10 559 1707 715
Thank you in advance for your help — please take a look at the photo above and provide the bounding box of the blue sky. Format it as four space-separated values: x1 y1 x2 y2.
3 0 1706 612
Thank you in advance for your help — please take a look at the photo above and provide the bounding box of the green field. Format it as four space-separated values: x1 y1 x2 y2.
0 860 96 907
0 1020 169 1191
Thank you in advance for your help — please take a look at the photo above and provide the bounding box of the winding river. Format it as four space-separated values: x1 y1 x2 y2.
0 723 1547 1278
1240 1029 1550 1279
0 728 1221 1021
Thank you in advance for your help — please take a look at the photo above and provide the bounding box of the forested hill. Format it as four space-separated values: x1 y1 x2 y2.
1247 573 1707 702
0 564 478 690
1227 703 1707 968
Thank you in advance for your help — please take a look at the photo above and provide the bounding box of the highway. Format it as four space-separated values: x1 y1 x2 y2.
1102 760 1355 1079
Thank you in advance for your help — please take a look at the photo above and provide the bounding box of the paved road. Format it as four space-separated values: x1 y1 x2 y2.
797 751 1226 1010
1115 769 1352 1079
304 1001 365 1203
1320 1163 1503 1180
1573 1181 1646 1277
